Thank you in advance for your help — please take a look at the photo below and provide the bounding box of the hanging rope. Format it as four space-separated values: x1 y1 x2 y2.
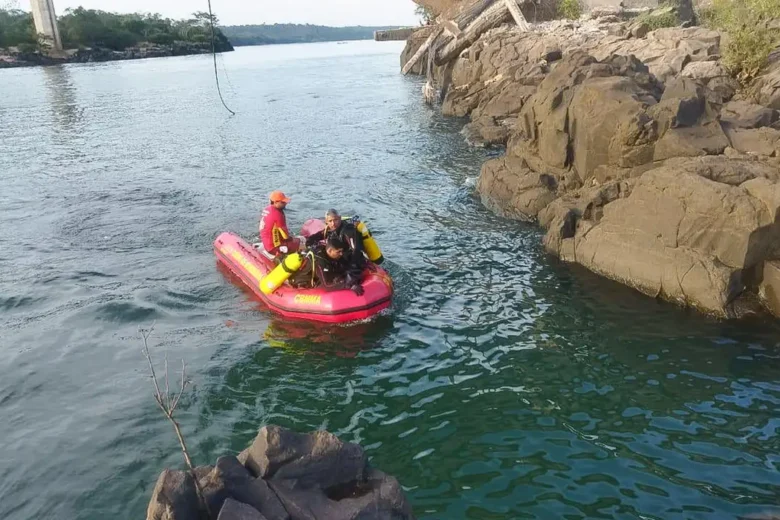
207 0 236 115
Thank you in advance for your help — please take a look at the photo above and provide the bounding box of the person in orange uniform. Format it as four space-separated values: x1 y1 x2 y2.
259 191 299 258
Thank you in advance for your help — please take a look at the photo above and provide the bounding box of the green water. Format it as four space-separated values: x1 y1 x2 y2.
0 41 779 520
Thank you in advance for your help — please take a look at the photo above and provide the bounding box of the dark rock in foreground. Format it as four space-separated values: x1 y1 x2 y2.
146 425 415 520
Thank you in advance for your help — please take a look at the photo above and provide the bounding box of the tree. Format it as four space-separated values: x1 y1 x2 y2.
415 5 436 25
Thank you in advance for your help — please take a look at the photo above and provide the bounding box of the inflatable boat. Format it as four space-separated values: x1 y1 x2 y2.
214 223 393 323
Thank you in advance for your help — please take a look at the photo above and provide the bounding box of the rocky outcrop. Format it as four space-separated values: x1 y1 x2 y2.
406 9 780 318
147 425 415 520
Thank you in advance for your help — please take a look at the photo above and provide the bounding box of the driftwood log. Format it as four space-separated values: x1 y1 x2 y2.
436 0 514 65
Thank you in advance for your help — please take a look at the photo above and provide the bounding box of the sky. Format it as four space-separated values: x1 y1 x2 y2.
8 0 421 27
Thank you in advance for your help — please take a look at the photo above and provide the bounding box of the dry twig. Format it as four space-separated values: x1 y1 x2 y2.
141 324 211 518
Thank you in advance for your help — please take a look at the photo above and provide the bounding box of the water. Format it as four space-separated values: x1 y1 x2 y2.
1 41 779 520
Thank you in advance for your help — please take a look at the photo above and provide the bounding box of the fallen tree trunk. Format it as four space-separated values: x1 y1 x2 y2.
435 0 511 65
454 0 498 26
504 0 530 31
402 25 444 75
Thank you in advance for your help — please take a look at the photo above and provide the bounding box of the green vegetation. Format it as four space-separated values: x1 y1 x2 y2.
701 0 780 84
635 5 679 30
0 7 232 51
557 0 582 20
220 24 400 46
0 9 35 48
415 5 436 25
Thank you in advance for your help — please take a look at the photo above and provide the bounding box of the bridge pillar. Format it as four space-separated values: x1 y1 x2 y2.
30 0 62 51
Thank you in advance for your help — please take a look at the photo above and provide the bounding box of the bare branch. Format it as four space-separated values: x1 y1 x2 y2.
170 360 187 413
164 352 171 410
141 323 210 518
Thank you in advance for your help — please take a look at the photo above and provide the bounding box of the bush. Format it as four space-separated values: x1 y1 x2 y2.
557 0 582 20
703 0 780 84
635 5 680 30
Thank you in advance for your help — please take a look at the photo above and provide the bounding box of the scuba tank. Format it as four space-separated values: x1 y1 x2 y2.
355 221 384 265
260 252 304 295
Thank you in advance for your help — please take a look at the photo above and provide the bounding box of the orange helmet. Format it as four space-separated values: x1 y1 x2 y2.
269 191 291 203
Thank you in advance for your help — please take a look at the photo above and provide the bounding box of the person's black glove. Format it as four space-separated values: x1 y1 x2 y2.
351 284 364 296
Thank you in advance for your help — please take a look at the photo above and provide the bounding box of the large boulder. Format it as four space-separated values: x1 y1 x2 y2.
760 261 780 316
268 468 414 520
476 156 559 221
217 499 268 520
462 116 512 147
590 27 722 83
199 457 289 520
754 51 780 110
680 60 738 104
723 126 780 157
720 100 779 129
243 426 367 491
147 469 202 520
568 75 658 183
441 28 562 118
547 162 780 316
660 155 780 185
650 77 729 161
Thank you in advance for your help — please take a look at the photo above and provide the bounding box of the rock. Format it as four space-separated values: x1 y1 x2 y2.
471 84 538 120
195 466 215 482
267 468 415 520
549 163 780 316
760 261 780 316
462 116 511 147
540 180 634 255
217 499 268 520
476 156 559 221
680 61 738 104
569 76 658 182
630 22 650 39
653 76 715 131
653 122 729 160
661 155 780 185
237 449 250 466
200 457 289 520
754 55 780 110
516 51 598 169
244 426 367 491
721 100 779 129
723 126 780 157
147 469 202 520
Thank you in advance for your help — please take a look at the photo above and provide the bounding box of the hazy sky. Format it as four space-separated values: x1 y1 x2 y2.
11 0 421 26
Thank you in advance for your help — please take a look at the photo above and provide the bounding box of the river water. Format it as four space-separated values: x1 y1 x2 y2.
1 41 779 520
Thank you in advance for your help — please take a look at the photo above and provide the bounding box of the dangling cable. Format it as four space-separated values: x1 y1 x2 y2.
207 0 236 115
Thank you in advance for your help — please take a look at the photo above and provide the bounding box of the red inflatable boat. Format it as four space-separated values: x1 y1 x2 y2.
214 229 393 323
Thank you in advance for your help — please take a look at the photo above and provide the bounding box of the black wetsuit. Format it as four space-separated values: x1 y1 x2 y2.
289 245 350 290
305 221 365 279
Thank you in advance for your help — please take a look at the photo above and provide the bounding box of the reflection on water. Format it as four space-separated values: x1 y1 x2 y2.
41 65 83 132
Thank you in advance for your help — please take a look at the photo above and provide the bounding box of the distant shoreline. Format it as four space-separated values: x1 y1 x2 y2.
0 41 233 70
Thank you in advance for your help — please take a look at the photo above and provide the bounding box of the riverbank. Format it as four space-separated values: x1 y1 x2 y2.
403 6 780 320
0 41 233 69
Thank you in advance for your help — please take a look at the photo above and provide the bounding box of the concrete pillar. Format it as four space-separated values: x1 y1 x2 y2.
30 0 62 51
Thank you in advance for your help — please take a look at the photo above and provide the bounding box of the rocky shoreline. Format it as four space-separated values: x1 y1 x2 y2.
147 425 415 520
403 9 780 319
0 41 233 69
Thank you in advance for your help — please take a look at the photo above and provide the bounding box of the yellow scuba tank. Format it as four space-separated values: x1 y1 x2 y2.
355 221 384 265
260 253 303 295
